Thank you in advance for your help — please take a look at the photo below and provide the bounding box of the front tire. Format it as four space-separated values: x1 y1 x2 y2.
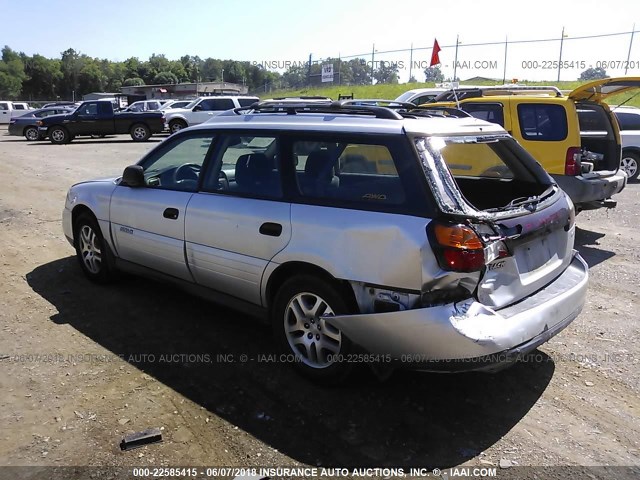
74 213 115 283
621 151 639 181
24 127 39 141
49 126 70 144
272 275 354 383
130 123 151 141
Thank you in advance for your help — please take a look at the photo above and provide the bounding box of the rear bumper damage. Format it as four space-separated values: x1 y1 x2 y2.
553 171 627 207
325 252 588 372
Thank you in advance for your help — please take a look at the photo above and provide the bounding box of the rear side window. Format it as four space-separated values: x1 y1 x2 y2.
615 111 640 131
238 98 259 107
200 98 235 111
293 140 406 205
462 102 505 127
0 103 9 110
517 104 567 141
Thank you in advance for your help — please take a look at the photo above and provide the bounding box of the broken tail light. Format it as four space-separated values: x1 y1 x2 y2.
565 147 582 176
428 222 485 272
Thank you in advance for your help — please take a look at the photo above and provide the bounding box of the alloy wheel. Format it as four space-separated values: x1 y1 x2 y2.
621 156 638 179
284 292 342 368
79 225 102 274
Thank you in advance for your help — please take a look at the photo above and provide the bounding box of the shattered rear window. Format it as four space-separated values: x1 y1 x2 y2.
438 140 514 179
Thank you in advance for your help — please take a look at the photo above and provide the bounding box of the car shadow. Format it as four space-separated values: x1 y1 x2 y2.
27 138 164 145
574 227 615 268
27 256 554 468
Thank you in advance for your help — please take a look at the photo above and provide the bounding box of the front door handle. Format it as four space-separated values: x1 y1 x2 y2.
163 208 179 220
259 222 282 237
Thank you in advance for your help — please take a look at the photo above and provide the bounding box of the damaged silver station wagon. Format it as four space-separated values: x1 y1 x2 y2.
62 100 589 383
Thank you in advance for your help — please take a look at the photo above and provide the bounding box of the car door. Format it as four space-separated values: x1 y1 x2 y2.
72 102 101 135
109 132 215 281
185 133 291 305
0 102 10 124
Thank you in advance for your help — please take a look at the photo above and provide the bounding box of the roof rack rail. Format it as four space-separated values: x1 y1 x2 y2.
478 85 563 97
233 100 404 120
434 85 563 102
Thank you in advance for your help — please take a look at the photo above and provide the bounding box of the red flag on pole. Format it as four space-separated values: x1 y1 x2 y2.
430 39 441 67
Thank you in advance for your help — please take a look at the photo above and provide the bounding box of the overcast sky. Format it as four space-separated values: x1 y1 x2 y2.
2 0 639 82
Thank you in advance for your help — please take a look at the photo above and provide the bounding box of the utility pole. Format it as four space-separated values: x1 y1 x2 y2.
453 35 460 82
502 36 508 84
626 23 636 75
409 42 414 81
371 43 375 85
557 26 566 82
307 53 312 87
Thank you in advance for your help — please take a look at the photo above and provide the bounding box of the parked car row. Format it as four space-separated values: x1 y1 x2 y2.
8 106 76 140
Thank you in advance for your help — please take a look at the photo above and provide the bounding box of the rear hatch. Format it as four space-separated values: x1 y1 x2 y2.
570 77 640 177
415 133 574 310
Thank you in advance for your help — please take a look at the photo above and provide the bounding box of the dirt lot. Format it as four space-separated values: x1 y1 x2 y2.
0 129 639 479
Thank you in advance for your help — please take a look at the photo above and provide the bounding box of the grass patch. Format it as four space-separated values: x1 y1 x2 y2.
258 80 640 108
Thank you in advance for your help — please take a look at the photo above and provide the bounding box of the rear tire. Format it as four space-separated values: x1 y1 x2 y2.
49 126 70 144
73 213 116 284
169 119 187 134
272 275 354 384
130 123 151 142
621 151 639 181
24 127 39 141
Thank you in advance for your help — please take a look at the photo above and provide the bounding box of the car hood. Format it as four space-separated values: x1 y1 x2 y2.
72 176 119 187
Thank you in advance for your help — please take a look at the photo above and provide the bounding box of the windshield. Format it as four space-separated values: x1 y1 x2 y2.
395 91 417 102
183 99 199 109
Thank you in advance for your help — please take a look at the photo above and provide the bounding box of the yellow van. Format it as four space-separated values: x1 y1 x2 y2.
422 78 640 211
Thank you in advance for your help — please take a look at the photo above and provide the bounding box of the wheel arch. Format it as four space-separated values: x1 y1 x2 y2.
71 204 98 243
22 124 38 135
263 261 359 313
621 146 640 156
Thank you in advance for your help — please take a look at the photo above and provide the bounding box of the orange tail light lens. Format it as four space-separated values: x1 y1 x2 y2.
429 222 485 272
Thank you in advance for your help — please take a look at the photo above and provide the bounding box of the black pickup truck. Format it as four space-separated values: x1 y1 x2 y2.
38 100 165 144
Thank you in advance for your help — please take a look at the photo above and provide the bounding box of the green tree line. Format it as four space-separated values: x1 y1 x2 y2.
0 46 410 100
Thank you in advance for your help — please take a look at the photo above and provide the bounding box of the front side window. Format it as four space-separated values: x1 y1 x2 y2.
203 134 281 199
139 134 214 191
293 139 406 205
78 103 98 116
517 103 568 141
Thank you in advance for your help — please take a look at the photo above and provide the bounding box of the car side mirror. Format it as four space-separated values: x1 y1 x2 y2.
192 105 203 112
121 165 145 187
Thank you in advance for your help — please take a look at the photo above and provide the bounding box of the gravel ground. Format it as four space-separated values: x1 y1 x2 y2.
0 129 638 479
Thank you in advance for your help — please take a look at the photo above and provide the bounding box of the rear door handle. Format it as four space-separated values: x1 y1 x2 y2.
259 222 282 237
163 208 179 220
